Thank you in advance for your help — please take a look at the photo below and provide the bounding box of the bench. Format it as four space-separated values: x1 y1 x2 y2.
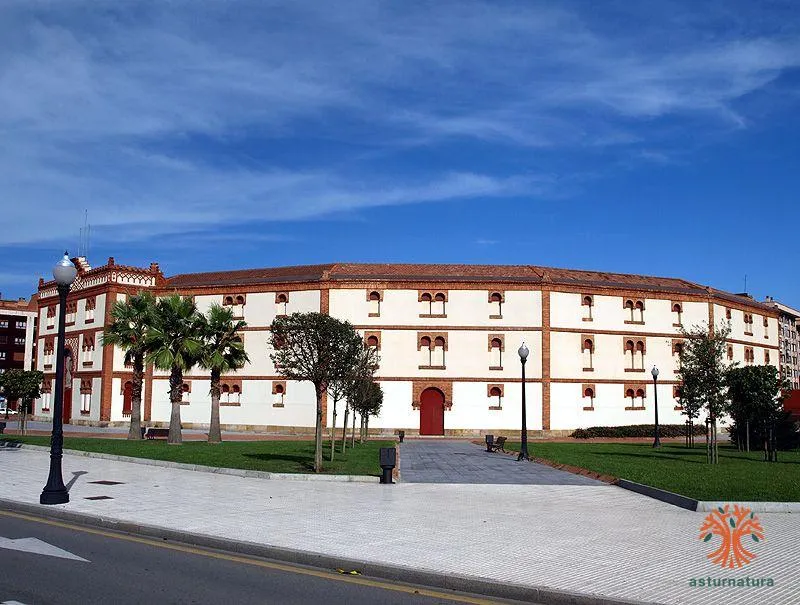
145 427 170 440
488 435 507 453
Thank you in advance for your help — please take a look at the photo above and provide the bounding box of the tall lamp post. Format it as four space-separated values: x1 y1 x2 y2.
517 342 530 461
40 252 77 505
651 365 661 449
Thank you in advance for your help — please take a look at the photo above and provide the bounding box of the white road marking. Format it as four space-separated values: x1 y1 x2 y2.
0 537 89 562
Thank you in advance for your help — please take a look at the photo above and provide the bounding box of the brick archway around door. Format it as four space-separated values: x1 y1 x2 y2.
419 388 445 436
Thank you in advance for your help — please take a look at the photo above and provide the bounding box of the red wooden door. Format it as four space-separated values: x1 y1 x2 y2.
419 388 445 435
62 388 72 424
123 382 133 417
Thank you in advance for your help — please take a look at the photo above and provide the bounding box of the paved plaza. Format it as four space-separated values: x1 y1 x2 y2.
399 439 602 485
2 446 799 604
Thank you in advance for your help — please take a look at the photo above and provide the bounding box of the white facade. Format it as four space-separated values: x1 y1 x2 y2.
33 259 783 436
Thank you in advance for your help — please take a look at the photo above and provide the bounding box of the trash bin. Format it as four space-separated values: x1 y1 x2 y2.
398 430 405 443
379 447 396 484
485 434 494 452
0 421 5 435
141 426 146 439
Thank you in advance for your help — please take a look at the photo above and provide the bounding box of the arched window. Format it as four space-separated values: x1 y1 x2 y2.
582 295 593 321
489 292 503 318
276 293 289 316
489 337 503 369
368 291 381 316
635 388 646 409
583 386 595 410
488 385 503 409
235 295 245 305
635 340 645 369
625 339 635 369
433 292 446 315
420 292 433 315
625 299 635 322
273 382 286 407
366 335 379 348
725 308 732 320
727 345 734 361
672 303 682 327
626 388 635 408
419 336 433 367
181 382 191 403
765 350 770 364
221 383 230 405
635 300 644 322
433 336 446 367
582 338 594 371
232 384 241 404
224 296 234 306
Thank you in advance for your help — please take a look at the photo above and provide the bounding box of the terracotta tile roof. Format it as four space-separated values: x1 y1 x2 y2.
166 264 337 288
162 262 765 305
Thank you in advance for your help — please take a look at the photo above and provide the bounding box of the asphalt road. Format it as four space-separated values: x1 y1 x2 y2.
0 510 523 605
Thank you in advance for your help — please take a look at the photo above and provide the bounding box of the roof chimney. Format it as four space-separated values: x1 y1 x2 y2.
150 262 160 274
108 256 115 267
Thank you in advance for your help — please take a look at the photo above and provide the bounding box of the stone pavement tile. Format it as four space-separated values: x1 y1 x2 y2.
2 447 799 605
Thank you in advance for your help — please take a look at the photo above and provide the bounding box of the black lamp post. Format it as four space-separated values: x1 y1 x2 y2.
651 365 661 449
517 342 530 461
40 252 77 505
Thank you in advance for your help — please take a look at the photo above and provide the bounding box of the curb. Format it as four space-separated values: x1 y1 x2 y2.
0 498 662 605
696 501 800 513
616 479 698 511
0 442 377 483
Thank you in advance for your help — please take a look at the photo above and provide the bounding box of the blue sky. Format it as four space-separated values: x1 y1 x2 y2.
1 0 799 305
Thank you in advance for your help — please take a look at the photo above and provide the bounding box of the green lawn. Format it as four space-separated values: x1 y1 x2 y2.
2 436 393 476
506 441 800 501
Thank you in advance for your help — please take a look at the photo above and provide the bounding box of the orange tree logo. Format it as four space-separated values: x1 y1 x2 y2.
699 504 764 569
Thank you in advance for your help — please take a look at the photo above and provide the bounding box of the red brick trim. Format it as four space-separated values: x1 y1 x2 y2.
320 288 329 314
487 383 504 397
99 290 117 422
272 380 287 395
412 381 453 410
366 289 384 302
487 334 504 351
541 288 551 430
364 331 381 349
488 291 505 303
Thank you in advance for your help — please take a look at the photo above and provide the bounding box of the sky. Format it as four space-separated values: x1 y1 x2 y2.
1 0 799 305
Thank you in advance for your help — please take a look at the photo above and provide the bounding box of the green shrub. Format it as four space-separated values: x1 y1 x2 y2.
571 424 707 439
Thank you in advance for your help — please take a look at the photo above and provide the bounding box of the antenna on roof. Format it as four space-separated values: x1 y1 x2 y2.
744 274 747 294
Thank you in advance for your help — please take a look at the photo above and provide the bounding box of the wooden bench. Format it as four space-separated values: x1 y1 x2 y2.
145 427 170 440
488 435 507 453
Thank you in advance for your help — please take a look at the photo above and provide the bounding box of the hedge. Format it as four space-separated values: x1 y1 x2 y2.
571 424 707 439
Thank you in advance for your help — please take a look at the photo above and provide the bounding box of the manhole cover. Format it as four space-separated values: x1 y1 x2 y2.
88 480 125 485
84 496 114 501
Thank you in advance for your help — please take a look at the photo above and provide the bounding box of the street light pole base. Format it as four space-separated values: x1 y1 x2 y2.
652 439 662 449
40 489 69 505
517 451 530 461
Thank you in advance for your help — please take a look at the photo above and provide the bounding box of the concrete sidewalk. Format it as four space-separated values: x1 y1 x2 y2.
1 447 798 605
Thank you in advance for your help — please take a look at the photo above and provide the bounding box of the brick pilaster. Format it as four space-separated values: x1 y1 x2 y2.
541 288 551 430
99 290 117 421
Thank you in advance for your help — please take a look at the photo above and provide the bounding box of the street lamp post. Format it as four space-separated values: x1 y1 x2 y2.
40 252 77 505
517 342 530 461
651 365 661 449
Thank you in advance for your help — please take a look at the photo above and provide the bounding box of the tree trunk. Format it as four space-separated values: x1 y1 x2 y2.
329 396 338 461
364 416 370 442
168 366 183 445
746 419 750 453
314 384 324 472
341 403 349 454
351 410 356 448
128 353 144 440
359 416 365 444
208 369 222 444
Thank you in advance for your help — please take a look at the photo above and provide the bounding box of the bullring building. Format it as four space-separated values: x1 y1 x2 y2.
33 257 779 436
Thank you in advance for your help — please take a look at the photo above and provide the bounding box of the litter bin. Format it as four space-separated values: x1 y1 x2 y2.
0 421 5 434
398 430 405 443
485 434 494 452
379 447 396 484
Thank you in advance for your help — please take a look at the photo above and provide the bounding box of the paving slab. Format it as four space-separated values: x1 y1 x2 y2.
1 447 799 605
400 439 602 485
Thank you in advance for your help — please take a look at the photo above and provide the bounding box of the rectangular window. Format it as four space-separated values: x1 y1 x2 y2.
0 336 6 344
0 320 8 329
14 337 25 346
81 393 91 414
0 352 6 360
15 321 26 330
41 392 51 412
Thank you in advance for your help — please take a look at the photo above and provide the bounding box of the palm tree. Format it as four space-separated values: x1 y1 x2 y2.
145 294 203 445
101 292 156 440
197 304 250 443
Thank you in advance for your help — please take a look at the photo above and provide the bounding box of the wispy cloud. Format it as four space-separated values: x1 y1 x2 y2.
0 0 798 246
